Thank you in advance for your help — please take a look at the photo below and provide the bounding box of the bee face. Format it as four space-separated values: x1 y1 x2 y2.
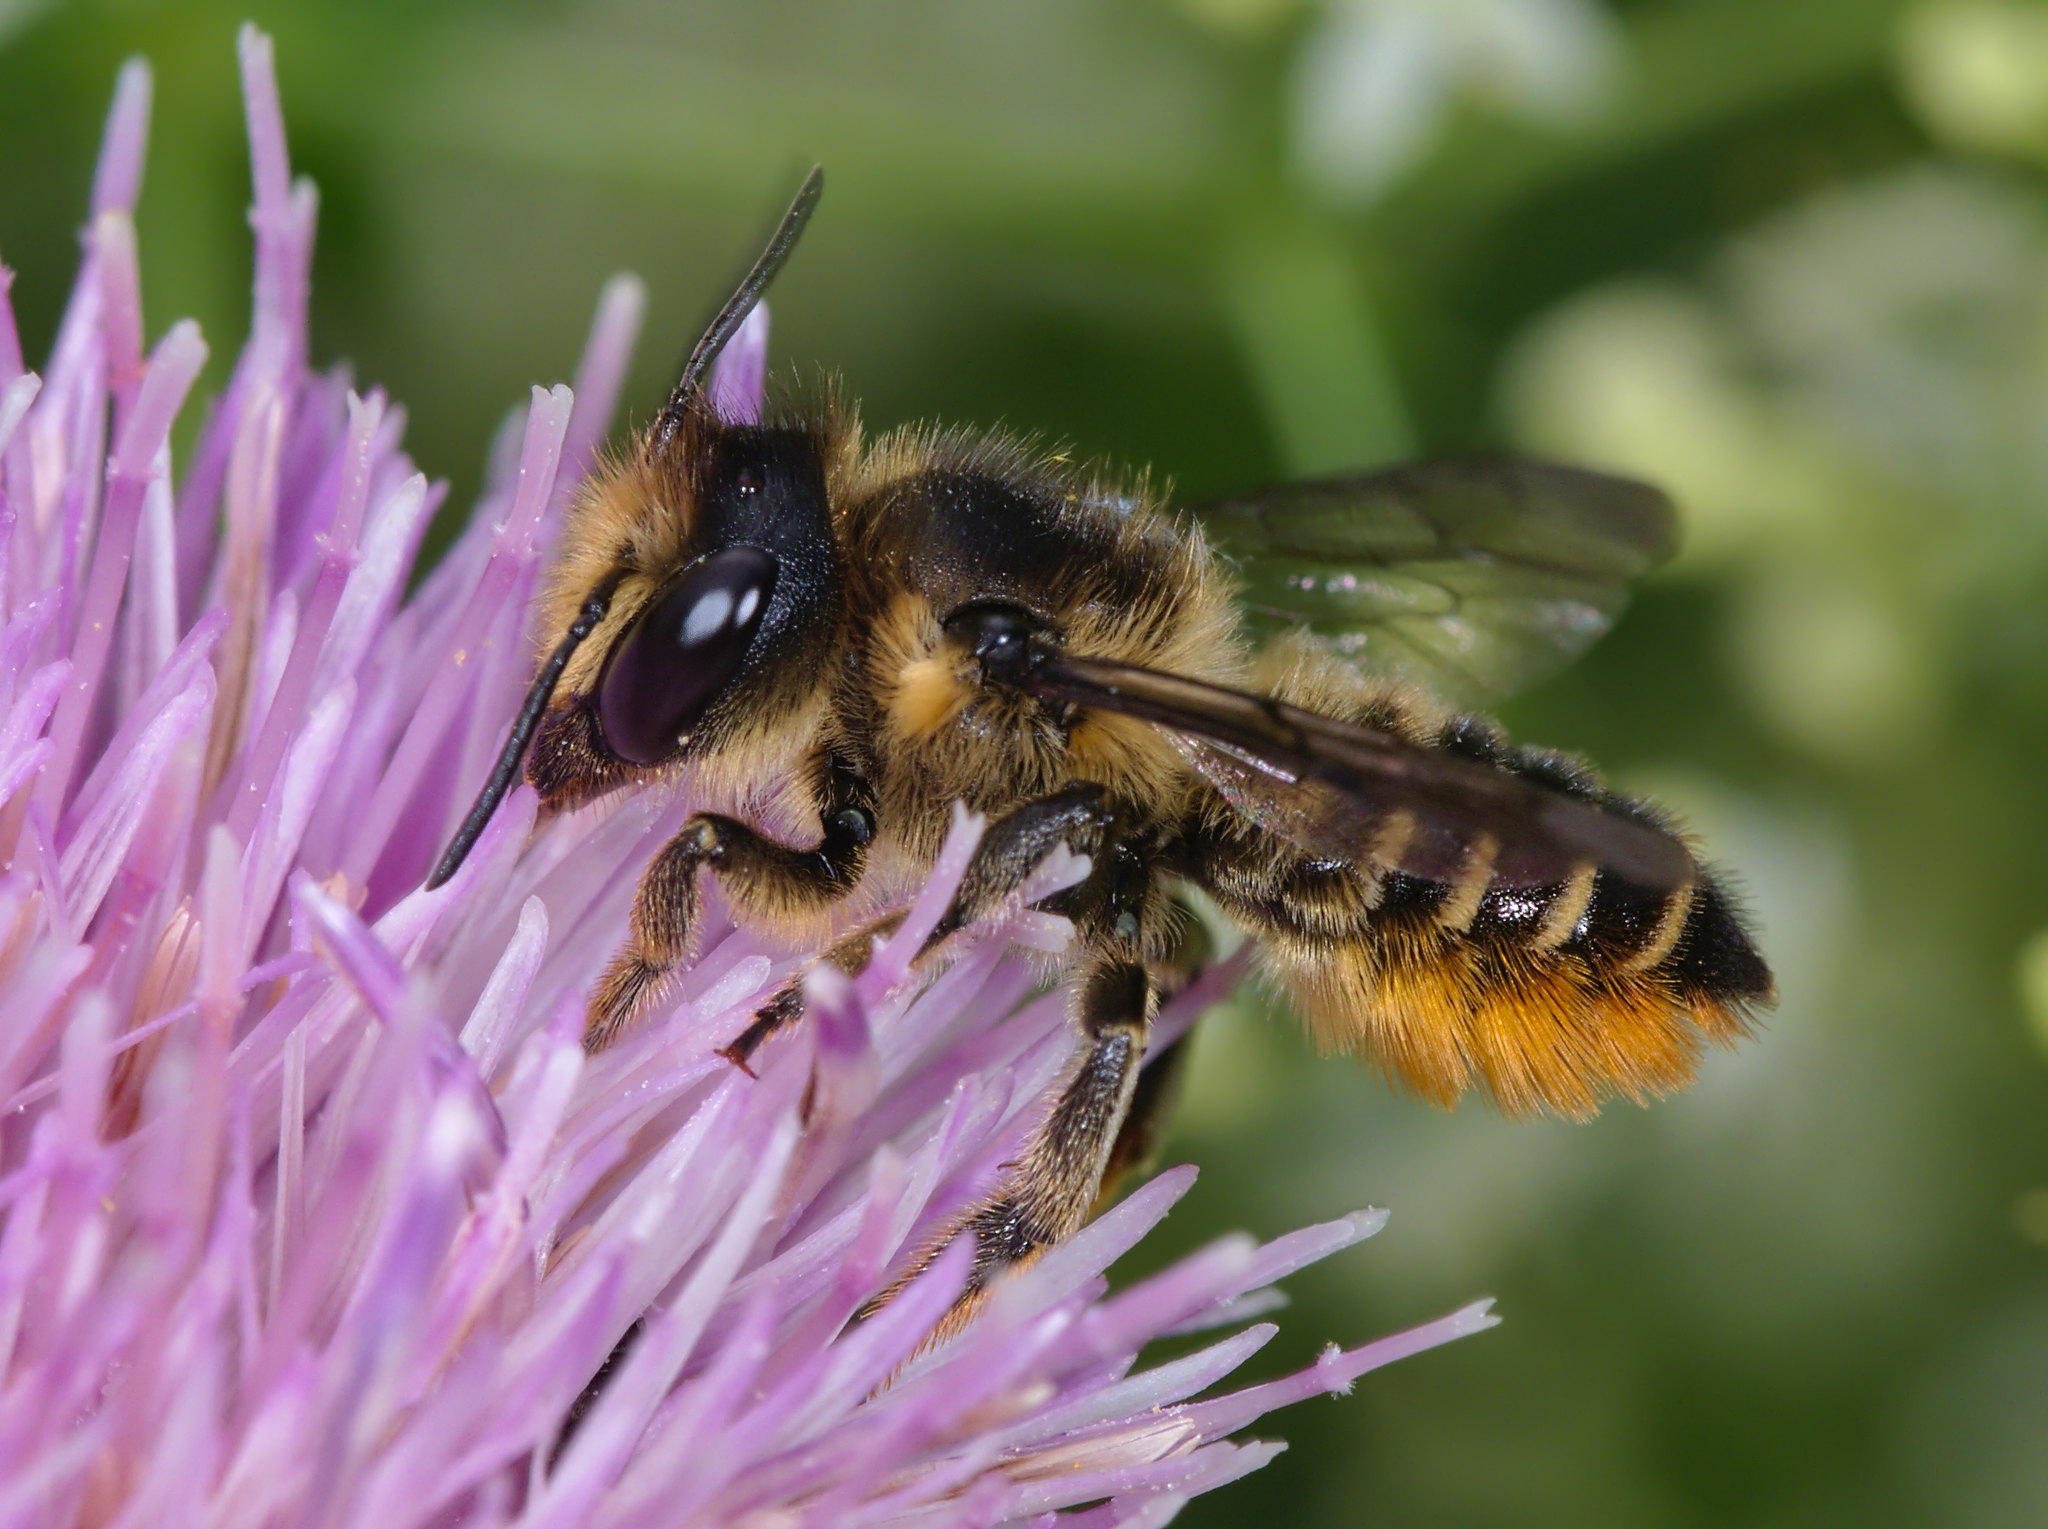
590 420 842 768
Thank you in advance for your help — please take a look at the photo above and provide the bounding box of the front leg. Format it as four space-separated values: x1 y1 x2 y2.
585 753 875 1051
719 912 906 1072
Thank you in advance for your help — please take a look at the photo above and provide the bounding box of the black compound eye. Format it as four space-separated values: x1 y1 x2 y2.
596 546 778 765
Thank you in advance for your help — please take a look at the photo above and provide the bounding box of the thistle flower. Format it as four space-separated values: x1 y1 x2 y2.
0 30 1495 1526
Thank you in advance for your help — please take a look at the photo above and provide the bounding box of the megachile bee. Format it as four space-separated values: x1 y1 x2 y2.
431 168 1772 1313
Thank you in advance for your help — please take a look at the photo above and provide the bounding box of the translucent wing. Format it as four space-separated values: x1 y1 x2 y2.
1197 457 1679 708
1027 654 1692 892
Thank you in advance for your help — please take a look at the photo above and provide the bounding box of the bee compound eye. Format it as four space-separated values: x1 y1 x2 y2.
595 546 780 765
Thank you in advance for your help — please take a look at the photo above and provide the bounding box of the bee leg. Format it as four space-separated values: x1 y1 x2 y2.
864 952 1159 1334
1095 897 1212 1201
548 1316 645 1471
722 785 1116 1069
586 753 875 1051
719 911 907 1072
1094 1027 1191 1209
857 796 1173 1329
924 783 1119 949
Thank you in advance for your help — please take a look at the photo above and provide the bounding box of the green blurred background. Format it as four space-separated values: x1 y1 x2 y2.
7 0 2048 1523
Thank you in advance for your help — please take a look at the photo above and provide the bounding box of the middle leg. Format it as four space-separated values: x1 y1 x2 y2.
954 955 1158 1291
862 795 1176 1327
1095 898 1214 1203
719 781 1121 1068
867 950 1159 1330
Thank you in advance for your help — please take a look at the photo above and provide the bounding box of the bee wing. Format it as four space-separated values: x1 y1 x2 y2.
1196 457 1679 708
1027 653 1692 892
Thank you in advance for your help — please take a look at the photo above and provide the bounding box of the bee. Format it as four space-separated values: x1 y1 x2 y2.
430 168 1772 1314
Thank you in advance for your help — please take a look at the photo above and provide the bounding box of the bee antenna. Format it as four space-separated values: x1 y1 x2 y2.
425 579 621 890
655 164 824 445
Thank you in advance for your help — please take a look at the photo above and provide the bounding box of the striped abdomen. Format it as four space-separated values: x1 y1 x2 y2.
1181 705 1774 1119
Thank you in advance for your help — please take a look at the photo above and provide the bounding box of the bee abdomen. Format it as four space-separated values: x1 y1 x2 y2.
1656 872 1775 1007
1469 734 1773 1002
1382 850 1769 1116
1198 790 1772 1118
1176 670 1774 1116
1467 857 1768 995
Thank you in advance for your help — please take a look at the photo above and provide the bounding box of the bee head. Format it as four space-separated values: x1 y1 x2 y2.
595 418 840 766
589 168 837 769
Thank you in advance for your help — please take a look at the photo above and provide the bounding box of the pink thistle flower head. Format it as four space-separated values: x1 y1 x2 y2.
0 30 1494 1525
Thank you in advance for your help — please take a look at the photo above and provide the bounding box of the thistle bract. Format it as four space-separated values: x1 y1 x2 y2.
0 30 1492 1526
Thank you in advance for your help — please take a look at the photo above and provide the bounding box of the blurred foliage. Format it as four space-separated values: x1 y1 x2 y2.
7 0 2048 1524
